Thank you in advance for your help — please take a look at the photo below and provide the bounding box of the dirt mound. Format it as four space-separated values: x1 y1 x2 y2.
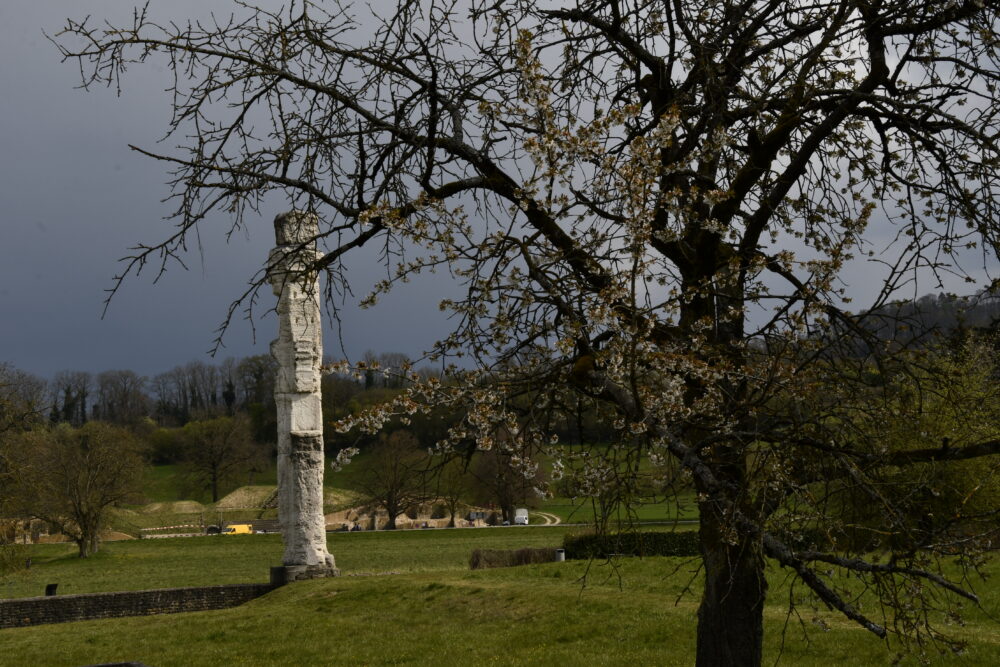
102 531 135 541
216 486 277 509
325 507 362 526
325 506 456 530
139 501 205 514
324 488 361 509
212 486 358 512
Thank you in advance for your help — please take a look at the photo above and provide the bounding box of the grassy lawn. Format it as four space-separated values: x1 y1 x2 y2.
541 492 699 524
140 464 190 503
3 546 999 666
7 461 994 665
1 527 580 599
140 464 280 505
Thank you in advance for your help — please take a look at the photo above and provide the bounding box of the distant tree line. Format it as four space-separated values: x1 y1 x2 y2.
8 288 998 550
818 288 1000 357
0 346 561 551
44 356 277 431
6 290 999 450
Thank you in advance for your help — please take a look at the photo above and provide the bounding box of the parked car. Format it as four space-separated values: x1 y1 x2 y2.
221 523 253 535
514 508 529 525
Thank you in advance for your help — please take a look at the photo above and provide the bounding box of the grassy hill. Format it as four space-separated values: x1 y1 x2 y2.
139 451 376 506
2 529 998 666
140 464 281 505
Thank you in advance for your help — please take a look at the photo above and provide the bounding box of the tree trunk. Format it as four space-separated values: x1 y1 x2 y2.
76 530 100 558
681 267 759 665
384 499 399 530
695 501 766 667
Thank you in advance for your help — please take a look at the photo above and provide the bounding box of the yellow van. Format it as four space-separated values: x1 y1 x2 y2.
221 523 252 535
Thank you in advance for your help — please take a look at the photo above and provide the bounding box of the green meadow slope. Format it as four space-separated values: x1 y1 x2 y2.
3 529 999 666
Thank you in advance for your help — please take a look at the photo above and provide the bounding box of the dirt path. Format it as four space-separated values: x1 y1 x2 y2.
532 511 561 525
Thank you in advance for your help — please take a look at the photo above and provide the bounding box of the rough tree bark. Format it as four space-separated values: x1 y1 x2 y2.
697 504 767 666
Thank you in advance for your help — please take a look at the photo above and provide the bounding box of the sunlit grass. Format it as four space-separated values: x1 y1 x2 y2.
543 492 699 525
10 462 995 665
1 527 577 599
3 551 998 666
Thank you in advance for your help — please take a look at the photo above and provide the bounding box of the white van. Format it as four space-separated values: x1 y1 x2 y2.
514 508 529 525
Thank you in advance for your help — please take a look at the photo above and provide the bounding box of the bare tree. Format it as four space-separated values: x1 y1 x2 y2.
3 422 145 557
470 446 543 525
50 371 92 426
220 357 239 415
235 355 277 409
55 2 1000 663
378 352 412 389
0 363 45 434
434 457 472 528
356 430 428 530
184 361 222 415
151 366 190 426
181 415 263 502
94 370 148 425
0 364 46 543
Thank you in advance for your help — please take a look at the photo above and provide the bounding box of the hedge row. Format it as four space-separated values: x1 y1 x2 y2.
469 547 561 570
562 530 700 559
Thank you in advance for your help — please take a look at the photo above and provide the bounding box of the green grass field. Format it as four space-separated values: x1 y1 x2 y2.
542 493 699 524
140 464 281 505
3 528 999 666
2 527 580 599
8 459 994 665
142 452 374 506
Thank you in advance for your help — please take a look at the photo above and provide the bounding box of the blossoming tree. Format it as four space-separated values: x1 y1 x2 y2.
55 1 1000 664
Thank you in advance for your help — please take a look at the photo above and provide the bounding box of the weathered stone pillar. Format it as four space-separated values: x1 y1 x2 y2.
268 211 338 580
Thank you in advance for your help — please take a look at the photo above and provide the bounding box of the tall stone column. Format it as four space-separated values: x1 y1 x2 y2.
268 211 337 579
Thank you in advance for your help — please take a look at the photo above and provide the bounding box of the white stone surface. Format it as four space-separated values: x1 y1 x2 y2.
268 211 336 572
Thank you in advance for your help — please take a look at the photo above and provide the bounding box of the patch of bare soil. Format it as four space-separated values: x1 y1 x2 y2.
139 501 206 514
102 531 136 541
215 486 277 509
323 488 361 509
325 506 461 530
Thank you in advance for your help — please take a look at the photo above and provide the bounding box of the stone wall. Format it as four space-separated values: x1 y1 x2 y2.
0 583 274 629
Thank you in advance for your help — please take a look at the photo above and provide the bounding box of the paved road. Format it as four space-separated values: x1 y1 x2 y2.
143 517 697 538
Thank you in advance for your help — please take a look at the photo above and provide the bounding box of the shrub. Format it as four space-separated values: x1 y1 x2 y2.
562 530 700 559
0 543 26 581
469 547 560 570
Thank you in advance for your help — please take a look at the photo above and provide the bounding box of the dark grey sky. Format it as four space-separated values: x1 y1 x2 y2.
0 1 455 380
2 2 997 380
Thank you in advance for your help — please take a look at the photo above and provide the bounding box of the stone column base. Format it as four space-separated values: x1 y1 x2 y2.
270 564 340 586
